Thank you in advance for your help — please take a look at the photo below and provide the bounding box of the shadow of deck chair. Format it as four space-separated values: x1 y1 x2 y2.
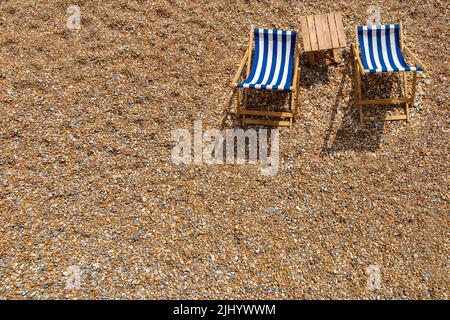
352 23 426 123
230 26 301 127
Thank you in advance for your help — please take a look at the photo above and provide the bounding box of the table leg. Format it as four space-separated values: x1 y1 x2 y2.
332 49 341 63
308 52 316 65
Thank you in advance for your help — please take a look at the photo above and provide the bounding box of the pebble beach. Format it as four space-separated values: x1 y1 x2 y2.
0 0 448 299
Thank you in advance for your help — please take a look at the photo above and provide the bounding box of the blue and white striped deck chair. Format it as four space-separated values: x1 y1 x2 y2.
353 23 425 123
231 26 300 127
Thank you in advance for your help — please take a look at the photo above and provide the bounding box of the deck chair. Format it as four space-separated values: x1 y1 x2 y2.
352 23 426 123
230 26 301 127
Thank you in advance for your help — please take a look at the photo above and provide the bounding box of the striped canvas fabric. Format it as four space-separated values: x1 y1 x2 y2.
357 24 423 73
237 28 296 91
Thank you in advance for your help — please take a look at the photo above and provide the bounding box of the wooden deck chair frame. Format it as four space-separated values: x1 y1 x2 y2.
352 22 426 123
230 25 301 127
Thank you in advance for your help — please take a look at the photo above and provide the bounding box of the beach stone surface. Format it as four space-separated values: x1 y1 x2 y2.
0 1 448 299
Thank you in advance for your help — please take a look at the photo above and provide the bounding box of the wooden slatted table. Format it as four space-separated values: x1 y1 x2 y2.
300 12 347 64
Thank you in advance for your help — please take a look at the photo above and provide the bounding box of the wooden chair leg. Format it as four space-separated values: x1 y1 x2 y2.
358 89 363 124
354 61 363 123
289 93 293 126
290 90 295 121
402 72 409 122
243 89 248 110
241 88 249 125
402 72 408 97
409 71 418 123
236 88 241 116
294 90 299 120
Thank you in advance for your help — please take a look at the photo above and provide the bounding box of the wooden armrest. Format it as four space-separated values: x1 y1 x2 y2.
404 46 426 71
352 45 365 75
230 48 249 88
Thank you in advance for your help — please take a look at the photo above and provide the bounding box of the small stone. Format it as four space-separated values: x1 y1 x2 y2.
266 207 278 214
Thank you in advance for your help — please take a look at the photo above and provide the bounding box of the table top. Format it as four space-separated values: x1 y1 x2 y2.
300 12 347 52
